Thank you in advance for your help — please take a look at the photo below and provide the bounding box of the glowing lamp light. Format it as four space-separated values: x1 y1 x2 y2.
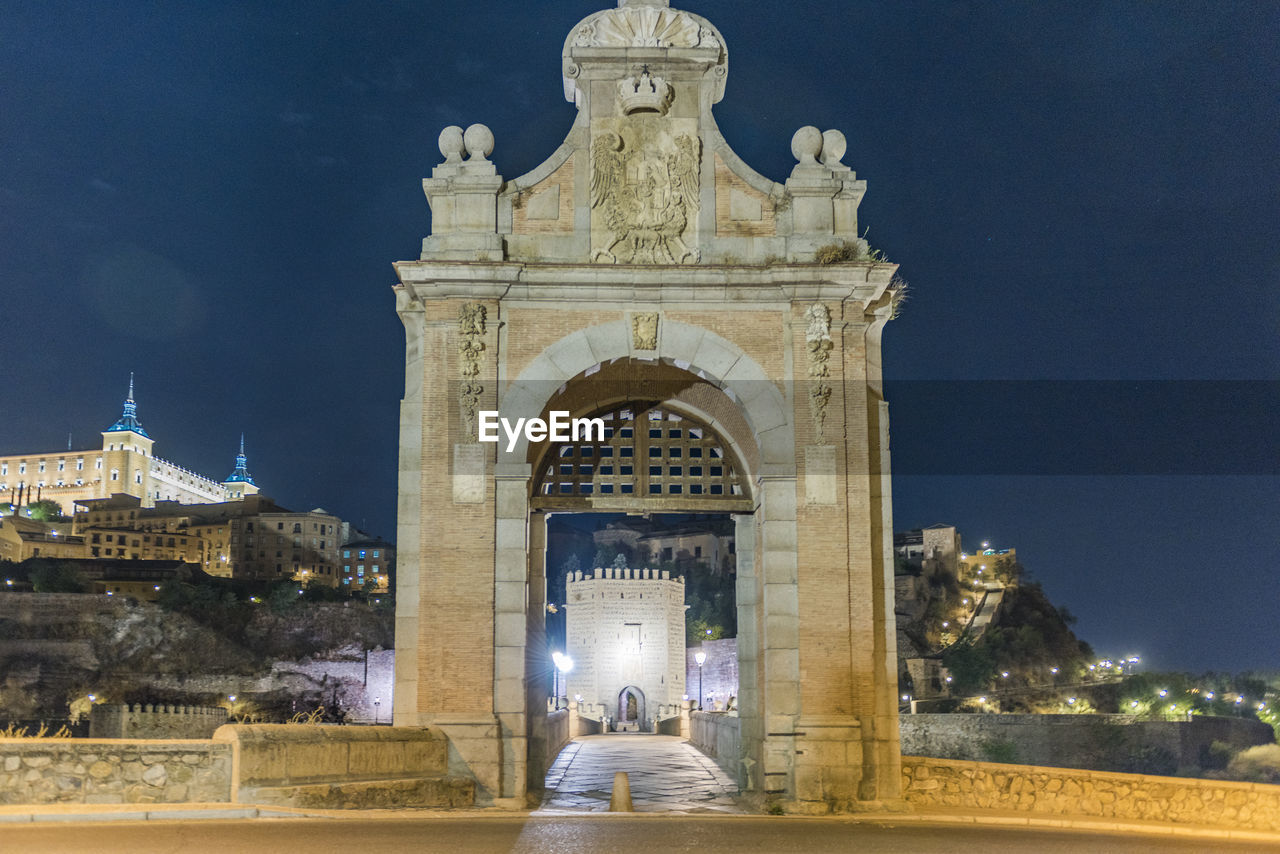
979 697 987 704
1235 697 1243 705
87 694 96 702
902 694 910 701
1067 697 1076 705
942 622 949 628
945 676 953 683
1207 692 1215 699
1158 689 1168 697
552 651 574 674
1130 701 1139 708
228 695 237 702
1050 667 1059 674
1001 671 1009 678
694 651 707 667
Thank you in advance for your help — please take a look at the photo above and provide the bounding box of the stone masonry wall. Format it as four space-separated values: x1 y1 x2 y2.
686 637 738 710
899 713 1274 773
902 755 1280 833
691 711 742 788
0 739 231 804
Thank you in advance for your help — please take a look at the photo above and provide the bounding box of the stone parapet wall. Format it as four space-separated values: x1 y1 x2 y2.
899 713 1274 773
90 703 228 739
691 711 741 786
213 724 447 788
0 739 231 805
212 724 471 809
902 755 1280 833
546 709 569 773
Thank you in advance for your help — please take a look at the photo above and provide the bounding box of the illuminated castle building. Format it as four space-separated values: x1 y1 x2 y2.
0 376 261 513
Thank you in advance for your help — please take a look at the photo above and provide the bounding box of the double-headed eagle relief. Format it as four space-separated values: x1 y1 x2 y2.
590 128 701 264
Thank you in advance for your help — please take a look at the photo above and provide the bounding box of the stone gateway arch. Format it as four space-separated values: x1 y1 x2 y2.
393 0 904 811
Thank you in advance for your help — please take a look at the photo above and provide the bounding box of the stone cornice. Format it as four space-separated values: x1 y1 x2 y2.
393 260 897 308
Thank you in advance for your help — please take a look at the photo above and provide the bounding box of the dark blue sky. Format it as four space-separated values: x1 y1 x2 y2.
2 1 1276 672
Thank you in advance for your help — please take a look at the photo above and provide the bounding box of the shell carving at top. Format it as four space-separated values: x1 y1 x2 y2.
575 7 719 49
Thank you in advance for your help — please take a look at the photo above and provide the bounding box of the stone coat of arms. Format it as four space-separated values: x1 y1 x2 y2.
591 125 701 264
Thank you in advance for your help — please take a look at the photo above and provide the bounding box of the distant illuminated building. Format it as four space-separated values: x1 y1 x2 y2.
0 376 260 513
563 565 687 731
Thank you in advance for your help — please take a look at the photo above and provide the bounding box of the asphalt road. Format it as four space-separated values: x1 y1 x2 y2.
5 816 1275 854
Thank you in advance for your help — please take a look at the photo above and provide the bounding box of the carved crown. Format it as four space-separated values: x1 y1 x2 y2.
617 69 673 115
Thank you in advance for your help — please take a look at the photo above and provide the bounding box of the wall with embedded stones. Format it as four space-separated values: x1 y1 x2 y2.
901 755 1280 833
0 740 231 804
899 713 1274 774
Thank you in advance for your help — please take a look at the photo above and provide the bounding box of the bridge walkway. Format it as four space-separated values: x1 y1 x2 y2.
537 734 741 814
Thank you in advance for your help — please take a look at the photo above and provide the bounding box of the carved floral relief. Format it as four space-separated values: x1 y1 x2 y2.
458 302 487 435
805 303 833 443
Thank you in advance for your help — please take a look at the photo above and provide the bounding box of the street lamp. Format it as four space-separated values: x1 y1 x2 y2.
552 652 574 711
694 650 707 710
373 697 381 724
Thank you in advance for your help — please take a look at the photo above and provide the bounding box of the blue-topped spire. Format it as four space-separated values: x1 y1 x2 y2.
225 433 255 484
106 372 149 437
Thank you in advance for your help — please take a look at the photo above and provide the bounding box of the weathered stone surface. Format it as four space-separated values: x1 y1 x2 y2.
0 740 231 805
901 756 1280 833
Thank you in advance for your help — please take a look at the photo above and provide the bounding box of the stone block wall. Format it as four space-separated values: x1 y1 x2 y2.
0 739 231 804
691 711 742 787
899 713 1274 773
90 703 228 739
212 723 472 809
686 637 738 710
902 755 1280 833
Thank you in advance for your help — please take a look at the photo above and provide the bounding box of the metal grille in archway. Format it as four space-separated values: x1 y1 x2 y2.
531 404 752 513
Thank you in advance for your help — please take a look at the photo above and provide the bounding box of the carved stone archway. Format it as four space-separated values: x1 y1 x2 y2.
394 0 903 812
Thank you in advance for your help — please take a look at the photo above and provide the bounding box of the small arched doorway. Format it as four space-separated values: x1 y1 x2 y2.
617 685 646 732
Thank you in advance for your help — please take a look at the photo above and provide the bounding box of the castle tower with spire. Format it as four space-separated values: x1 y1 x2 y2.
222 435 260 500
100 373 157 503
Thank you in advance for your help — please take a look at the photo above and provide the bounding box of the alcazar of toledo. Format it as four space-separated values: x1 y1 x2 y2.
1 375 261 513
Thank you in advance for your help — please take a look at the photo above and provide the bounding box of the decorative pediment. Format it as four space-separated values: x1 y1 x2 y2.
573 6 719 49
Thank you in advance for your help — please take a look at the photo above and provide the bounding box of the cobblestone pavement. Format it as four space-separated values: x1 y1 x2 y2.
538 735 741 814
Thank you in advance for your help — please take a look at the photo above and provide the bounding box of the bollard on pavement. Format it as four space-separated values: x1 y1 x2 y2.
609 771 633 812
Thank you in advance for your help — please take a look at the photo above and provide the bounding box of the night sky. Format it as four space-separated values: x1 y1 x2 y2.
2 1 1276 673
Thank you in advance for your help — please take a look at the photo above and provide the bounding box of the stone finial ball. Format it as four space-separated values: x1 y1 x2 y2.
464 123 494 160
438 125 465 162
790 126 823 164
821 129 847 166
